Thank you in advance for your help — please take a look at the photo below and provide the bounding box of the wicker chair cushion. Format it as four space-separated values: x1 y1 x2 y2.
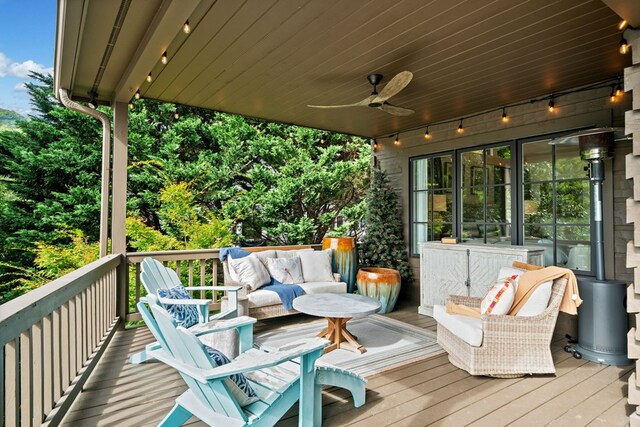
433 304 483 347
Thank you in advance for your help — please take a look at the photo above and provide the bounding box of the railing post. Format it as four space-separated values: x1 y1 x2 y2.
116 253 129 321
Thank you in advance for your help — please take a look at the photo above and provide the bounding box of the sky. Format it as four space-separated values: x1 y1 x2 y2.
0 0 56 116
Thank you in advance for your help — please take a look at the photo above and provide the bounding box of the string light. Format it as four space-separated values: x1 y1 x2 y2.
161 51 168 65
87 91 98 109
128 102 134 110
183 20 191 34
620 36 629 54
501 107 509 123
619 20 628 30
386 77 619 144
146 73 153 83
174 112 180 119
134 89 140 100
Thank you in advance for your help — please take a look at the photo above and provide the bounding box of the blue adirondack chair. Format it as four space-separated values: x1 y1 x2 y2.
130 257 243 364
139 295 367 426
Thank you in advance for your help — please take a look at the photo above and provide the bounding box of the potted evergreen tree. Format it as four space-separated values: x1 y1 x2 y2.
357 167 412 312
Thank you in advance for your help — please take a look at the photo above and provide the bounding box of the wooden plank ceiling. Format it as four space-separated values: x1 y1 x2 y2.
56 0 631 138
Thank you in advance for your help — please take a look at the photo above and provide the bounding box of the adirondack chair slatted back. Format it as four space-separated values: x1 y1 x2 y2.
140 257 182 295
137 295 170 350
150 304 247 421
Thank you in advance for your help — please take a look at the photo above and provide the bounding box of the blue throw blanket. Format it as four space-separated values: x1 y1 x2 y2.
262 278 304 310
220 247 303 310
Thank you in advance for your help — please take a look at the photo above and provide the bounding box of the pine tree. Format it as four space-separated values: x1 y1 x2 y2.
359 167 412 283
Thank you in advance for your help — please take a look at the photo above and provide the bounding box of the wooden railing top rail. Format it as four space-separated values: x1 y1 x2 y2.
0 254 121 346
125 244 322 263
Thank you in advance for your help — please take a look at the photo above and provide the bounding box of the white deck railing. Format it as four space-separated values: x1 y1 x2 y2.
0 254 121 426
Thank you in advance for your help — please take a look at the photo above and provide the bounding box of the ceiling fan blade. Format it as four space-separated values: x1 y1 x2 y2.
308 95 374 109
378 103 414 116
373 71 413 103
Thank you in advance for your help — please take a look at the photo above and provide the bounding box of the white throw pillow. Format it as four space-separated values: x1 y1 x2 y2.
266 256 304 284
254 249 277 267
481 276 516 315
228 254 271 290
497 266 525 287
276 248 313 258
298 250 335 282
516 280 553 317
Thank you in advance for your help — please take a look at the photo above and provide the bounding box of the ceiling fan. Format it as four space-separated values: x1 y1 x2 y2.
308 71 415 116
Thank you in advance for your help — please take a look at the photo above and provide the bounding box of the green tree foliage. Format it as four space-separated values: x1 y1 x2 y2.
0 74 370 302
359 167 412 283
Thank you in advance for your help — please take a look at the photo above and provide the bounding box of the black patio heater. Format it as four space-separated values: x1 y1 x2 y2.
570 128 630 366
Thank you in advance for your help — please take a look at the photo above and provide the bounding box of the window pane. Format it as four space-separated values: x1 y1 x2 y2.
524 226 555 266
565 243 591 271
556 180 590 224
486 146 511 185
557 225 590 242
462 187 484 222
413 191 429 222
413 158 430 190
556 143 585 180
486 185 511 223
431 191 453 222
485 224 511 244
462 223 482 242
432 223 453 241
523 182 553 223
432 156 453 189
413 223 429 254
461 150 483 187
523 140 552 182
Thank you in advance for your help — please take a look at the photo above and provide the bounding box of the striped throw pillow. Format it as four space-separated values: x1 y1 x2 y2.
481 275 517 315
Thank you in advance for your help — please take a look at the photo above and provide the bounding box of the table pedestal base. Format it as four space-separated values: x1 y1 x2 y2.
317 317 365 354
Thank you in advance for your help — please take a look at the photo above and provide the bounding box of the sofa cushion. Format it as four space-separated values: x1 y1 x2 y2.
298 250 335 282
254 250 277 267
228 253 271 290
247 281 346 308
481 276 517 315
434 304 483 347
266 256 304 284
276 248 313 258
516 280 553 317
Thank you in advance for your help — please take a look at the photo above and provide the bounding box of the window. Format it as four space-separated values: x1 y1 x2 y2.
410 154 453 255
460 145 513 244
522 138 591 272
409 130 593 274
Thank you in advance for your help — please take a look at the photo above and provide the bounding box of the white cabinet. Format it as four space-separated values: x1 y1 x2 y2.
418 242 544 316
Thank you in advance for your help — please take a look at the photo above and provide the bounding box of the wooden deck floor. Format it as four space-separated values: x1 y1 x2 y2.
62 305 633 426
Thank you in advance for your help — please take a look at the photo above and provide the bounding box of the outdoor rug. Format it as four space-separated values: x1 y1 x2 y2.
254 314 444 377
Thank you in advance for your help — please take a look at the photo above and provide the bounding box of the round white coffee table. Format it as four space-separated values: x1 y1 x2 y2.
292 293 381 354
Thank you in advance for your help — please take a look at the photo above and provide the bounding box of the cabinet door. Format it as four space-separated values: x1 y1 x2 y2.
423 248 469 308
468 251 524 297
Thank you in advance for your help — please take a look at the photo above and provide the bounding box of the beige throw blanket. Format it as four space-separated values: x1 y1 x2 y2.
446 263 582 318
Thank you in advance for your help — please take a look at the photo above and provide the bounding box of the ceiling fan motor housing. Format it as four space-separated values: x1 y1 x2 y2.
367 74 383 106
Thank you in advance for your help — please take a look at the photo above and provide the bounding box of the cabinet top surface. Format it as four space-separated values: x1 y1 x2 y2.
420 242 544 253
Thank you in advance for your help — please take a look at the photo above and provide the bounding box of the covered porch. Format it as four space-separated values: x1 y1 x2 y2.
2 0 640 425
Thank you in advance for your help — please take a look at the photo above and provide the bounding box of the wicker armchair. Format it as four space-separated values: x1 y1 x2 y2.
436 277 568 378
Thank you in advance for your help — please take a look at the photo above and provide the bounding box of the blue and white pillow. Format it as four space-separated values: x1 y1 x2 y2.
204 345 258 406
156 285 199 329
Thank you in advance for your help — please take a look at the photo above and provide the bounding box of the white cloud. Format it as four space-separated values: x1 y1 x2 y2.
14 82 27 91
0 52 53 78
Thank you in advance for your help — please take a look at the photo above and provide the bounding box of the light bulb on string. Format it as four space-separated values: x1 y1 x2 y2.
128 102 134 110
620 37 629 54
174 112 180 119
146 73 152 83
183 20 191 34
548 97 555 113
424 126 431 140
394 134 400 146
610 87 617 102
134 90 140 100
619 20 628 30
457 119 464 134
161 51 168 65
615 81 623 97
501 107 509 123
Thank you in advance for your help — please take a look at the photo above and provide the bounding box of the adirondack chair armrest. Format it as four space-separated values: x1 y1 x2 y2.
189 315 256 335
149 338 329 383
